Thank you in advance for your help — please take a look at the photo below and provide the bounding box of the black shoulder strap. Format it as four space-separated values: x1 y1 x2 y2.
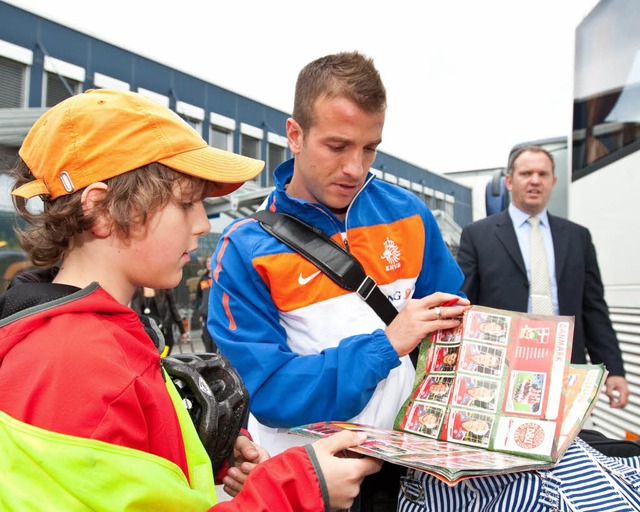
251 210 398 325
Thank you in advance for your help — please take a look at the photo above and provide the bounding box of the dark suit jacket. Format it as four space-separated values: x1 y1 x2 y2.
457 210 624 376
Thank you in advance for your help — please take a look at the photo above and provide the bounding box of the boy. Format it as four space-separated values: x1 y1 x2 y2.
0 89 380 511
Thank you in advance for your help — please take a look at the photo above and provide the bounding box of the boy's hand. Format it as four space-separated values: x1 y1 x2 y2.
221 435 270 497
310 430 382 510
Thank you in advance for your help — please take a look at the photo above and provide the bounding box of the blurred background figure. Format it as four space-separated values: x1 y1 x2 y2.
196 258 217 353
457 146 628 409
131 287 188 357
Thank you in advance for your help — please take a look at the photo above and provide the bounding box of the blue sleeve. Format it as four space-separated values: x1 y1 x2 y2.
207 222 401 428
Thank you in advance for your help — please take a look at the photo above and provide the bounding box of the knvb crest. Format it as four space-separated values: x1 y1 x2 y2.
381 237 401 271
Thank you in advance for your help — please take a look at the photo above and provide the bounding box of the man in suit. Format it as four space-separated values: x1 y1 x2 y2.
457 145 629 408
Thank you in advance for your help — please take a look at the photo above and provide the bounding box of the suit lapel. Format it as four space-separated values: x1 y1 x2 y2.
494 211 527 277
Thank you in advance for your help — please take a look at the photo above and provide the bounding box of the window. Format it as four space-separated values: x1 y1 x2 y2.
0 40 32 108
241 134 260 160
210 125 233 151
240 122 263 162
0 55 26 108
241 134 261 185
573 0 640 179
425 194 435 210
445 198 454 217
44 71 81 107
179 114 202 133
210 112 236 151
43 57 84 108
266 132 287 186
177 101 204 135
266 143 285 186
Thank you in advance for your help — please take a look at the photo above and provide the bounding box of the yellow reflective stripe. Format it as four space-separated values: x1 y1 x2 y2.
0 410 213 511
164 369 217 503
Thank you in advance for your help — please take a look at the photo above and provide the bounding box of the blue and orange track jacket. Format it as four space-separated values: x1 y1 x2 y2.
209 158 464 454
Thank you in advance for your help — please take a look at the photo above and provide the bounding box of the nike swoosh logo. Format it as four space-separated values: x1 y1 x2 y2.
298 270 322 285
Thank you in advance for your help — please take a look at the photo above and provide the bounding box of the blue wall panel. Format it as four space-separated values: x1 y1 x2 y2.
0 0 472 226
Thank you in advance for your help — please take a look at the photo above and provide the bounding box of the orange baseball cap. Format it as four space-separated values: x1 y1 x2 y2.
13 89 265 199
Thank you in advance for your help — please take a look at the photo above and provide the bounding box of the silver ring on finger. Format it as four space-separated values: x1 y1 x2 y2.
434 307 442 320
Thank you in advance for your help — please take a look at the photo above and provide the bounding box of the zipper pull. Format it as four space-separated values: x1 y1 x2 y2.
341 232 350 252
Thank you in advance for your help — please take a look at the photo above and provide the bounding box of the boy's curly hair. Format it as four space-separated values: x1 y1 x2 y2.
11 161 209 267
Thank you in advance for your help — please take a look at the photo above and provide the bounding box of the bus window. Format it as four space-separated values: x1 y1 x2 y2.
573 0 640 179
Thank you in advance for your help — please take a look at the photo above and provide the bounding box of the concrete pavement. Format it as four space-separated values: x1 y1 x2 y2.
167 328 208 355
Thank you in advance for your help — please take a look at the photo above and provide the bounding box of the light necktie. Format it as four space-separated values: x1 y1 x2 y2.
528 217 554 315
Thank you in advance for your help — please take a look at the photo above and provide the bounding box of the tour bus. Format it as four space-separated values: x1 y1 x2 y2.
570 0 640 439
485 0 640 440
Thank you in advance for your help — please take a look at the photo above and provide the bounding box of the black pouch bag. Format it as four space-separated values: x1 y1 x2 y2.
579 429 640 457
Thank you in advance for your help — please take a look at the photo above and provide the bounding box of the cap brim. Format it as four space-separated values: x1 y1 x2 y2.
159 145 265 197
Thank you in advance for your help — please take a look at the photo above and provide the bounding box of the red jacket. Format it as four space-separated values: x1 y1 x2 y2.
0 282 328 511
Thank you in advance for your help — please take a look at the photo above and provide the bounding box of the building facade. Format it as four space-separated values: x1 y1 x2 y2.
0 1 473 310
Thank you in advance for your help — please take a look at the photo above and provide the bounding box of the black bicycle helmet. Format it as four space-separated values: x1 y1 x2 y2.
161 352 249 473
